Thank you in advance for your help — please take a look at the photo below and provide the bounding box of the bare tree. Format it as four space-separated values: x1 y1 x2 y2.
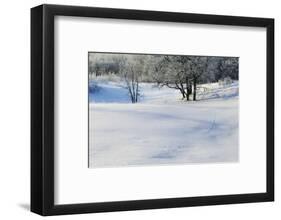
154 55 193 101
153 56 212 101
117 55 147 103
189 57 209 101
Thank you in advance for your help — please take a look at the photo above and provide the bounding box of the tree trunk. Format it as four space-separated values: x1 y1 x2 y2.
193 78 197 101
185 77 189 101
135 80 139 103
180 90 185 99
179 83 186 99
179 87 186 99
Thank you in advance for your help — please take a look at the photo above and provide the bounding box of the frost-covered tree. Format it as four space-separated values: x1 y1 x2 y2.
189 57 209 101
154 56 236 101
116 55 148 103
154 55 210 101
89 54 104 78
216 57 239 81
154 55 193 101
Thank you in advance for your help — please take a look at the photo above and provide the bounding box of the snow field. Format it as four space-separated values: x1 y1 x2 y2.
89 81 239 167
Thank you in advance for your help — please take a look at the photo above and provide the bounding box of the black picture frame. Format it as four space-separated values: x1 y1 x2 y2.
31 4 274 216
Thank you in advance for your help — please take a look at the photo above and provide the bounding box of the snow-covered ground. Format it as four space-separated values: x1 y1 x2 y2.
89 81 239 168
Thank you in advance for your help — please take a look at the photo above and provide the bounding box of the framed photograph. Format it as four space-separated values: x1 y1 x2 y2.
31 4 274 216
